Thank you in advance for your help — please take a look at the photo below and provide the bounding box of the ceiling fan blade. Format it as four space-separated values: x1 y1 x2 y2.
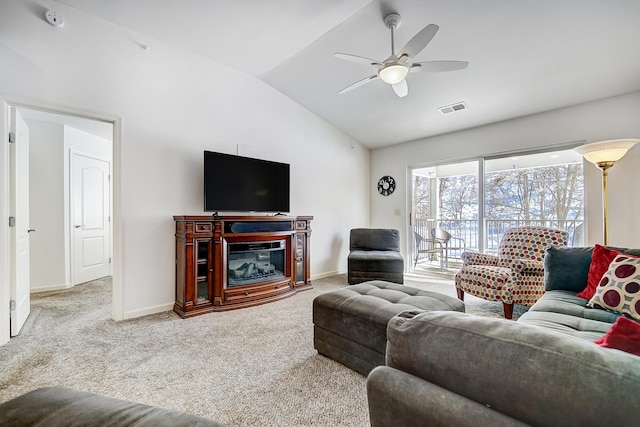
333 53 382 67
411 60 469 73
338 75 379 94
392 79 408 98
398 24 439 59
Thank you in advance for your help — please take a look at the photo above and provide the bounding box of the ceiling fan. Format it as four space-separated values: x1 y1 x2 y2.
334 13 468 98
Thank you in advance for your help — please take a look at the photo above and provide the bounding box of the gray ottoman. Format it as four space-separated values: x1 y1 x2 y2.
312 280 465 375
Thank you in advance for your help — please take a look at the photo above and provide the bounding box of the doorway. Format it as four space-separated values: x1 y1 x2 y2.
1 96 123 344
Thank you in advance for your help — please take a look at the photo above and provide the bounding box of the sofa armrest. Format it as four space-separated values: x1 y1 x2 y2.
385 311 640 427
0 387 225 427
367 366 526 427
461 251 498 266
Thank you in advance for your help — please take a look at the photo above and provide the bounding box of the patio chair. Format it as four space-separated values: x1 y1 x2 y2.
454 226 568 319
413 231 445 270
431 228 466 268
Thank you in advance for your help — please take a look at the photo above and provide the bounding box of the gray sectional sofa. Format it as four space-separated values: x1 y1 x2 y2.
0 387 224 426
367 246 640 426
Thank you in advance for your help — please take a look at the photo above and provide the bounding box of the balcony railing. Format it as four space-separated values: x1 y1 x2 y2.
414 218 584 259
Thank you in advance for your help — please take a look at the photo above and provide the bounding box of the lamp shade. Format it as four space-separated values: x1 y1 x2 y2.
378 64 408 84
574 139 640 165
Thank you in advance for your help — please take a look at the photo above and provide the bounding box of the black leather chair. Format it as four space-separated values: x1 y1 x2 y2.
348 228 404 285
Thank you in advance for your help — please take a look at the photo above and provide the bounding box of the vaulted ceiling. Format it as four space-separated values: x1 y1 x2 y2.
56 0 640 148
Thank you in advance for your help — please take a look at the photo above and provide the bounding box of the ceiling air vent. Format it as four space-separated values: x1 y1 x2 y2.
438 102 467 115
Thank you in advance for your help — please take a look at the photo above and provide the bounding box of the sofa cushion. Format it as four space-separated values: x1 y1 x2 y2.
348 250 404 273
350 228 400 252
544 246 640 293
517 310 614 340
543 246 593 292
594 316 640 356
527 290 622 324
385 310 640 427
577 245 640 300
588 254 640 321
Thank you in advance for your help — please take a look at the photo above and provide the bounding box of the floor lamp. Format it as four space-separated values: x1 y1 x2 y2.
574 138 639 245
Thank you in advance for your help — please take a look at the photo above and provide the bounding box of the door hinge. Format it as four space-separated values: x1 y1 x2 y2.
8 132 15 143
10 299 16 311
109 257 112 264
9 216 15 227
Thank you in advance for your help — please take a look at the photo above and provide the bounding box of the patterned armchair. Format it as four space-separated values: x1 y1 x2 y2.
454 226 568 319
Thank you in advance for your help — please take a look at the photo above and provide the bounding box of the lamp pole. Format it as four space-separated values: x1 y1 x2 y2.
596 161 615 246
575 139 639 246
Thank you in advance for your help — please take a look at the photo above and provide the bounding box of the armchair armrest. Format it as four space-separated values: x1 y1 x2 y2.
461 251 498 266
510 258 544 276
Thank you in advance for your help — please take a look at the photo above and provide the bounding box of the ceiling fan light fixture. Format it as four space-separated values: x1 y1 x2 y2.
378 64 408 84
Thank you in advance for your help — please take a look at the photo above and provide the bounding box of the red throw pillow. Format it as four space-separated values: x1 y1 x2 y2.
577 245 639 300
594 316 640 357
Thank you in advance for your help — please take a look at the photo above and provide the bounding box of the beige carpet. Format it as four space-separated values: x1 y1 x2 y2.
0 274 526 426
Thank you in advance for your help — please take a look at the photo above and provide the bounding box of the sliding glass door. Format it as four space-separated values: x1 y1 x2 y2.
411 161 479 270
410 148 584 272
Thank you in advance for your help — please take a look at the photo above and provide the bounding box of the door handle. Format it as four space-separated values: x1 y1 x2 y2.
27 229 36 233
74 225 81 229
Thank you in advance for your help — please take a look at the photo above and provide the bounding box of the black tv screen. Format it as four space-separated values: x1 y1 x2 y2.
204 151 290 213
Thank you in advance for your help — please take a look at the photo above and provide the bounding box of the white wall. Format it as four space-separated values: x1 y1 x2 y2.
370 91 640 263
0 0 369 321
27 119 65 291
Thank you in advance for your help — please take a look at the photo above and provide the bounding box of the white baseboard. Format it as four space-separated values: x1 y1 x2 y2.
122 272 346 320
311 270 342 280
30 283 70 293
123 303 174 320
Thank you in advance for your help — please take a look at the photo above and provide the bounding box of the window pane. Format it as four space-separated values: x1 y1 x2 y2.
484 150 584 250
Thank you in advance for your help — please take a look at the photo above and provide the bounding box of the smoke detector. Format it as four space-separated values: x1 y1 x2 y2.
439 102 467 115
45 10 65 28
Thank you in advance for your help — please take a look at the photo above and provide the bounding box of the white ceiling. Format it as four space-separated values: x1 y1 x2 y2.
55 0 640 149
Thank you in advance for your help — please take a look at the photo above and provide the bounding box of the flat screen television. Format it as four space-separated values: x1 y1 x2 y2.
204 151 290 213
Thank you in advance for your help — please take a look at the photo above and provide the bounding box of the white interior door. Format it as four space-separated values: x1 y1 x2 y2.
9 107 31 336
71 152 111 285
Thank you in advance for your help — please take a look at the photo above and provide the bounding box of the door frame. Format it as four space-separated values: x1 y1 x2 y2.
0 94 124 345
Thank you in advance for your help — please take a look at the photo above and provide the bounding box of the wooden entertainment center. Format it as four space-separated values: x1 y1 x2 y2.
173 215 313 318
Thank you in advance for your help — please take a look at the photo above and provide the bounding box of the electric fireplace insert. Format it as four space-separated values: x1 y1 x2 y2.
227 240 286 287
